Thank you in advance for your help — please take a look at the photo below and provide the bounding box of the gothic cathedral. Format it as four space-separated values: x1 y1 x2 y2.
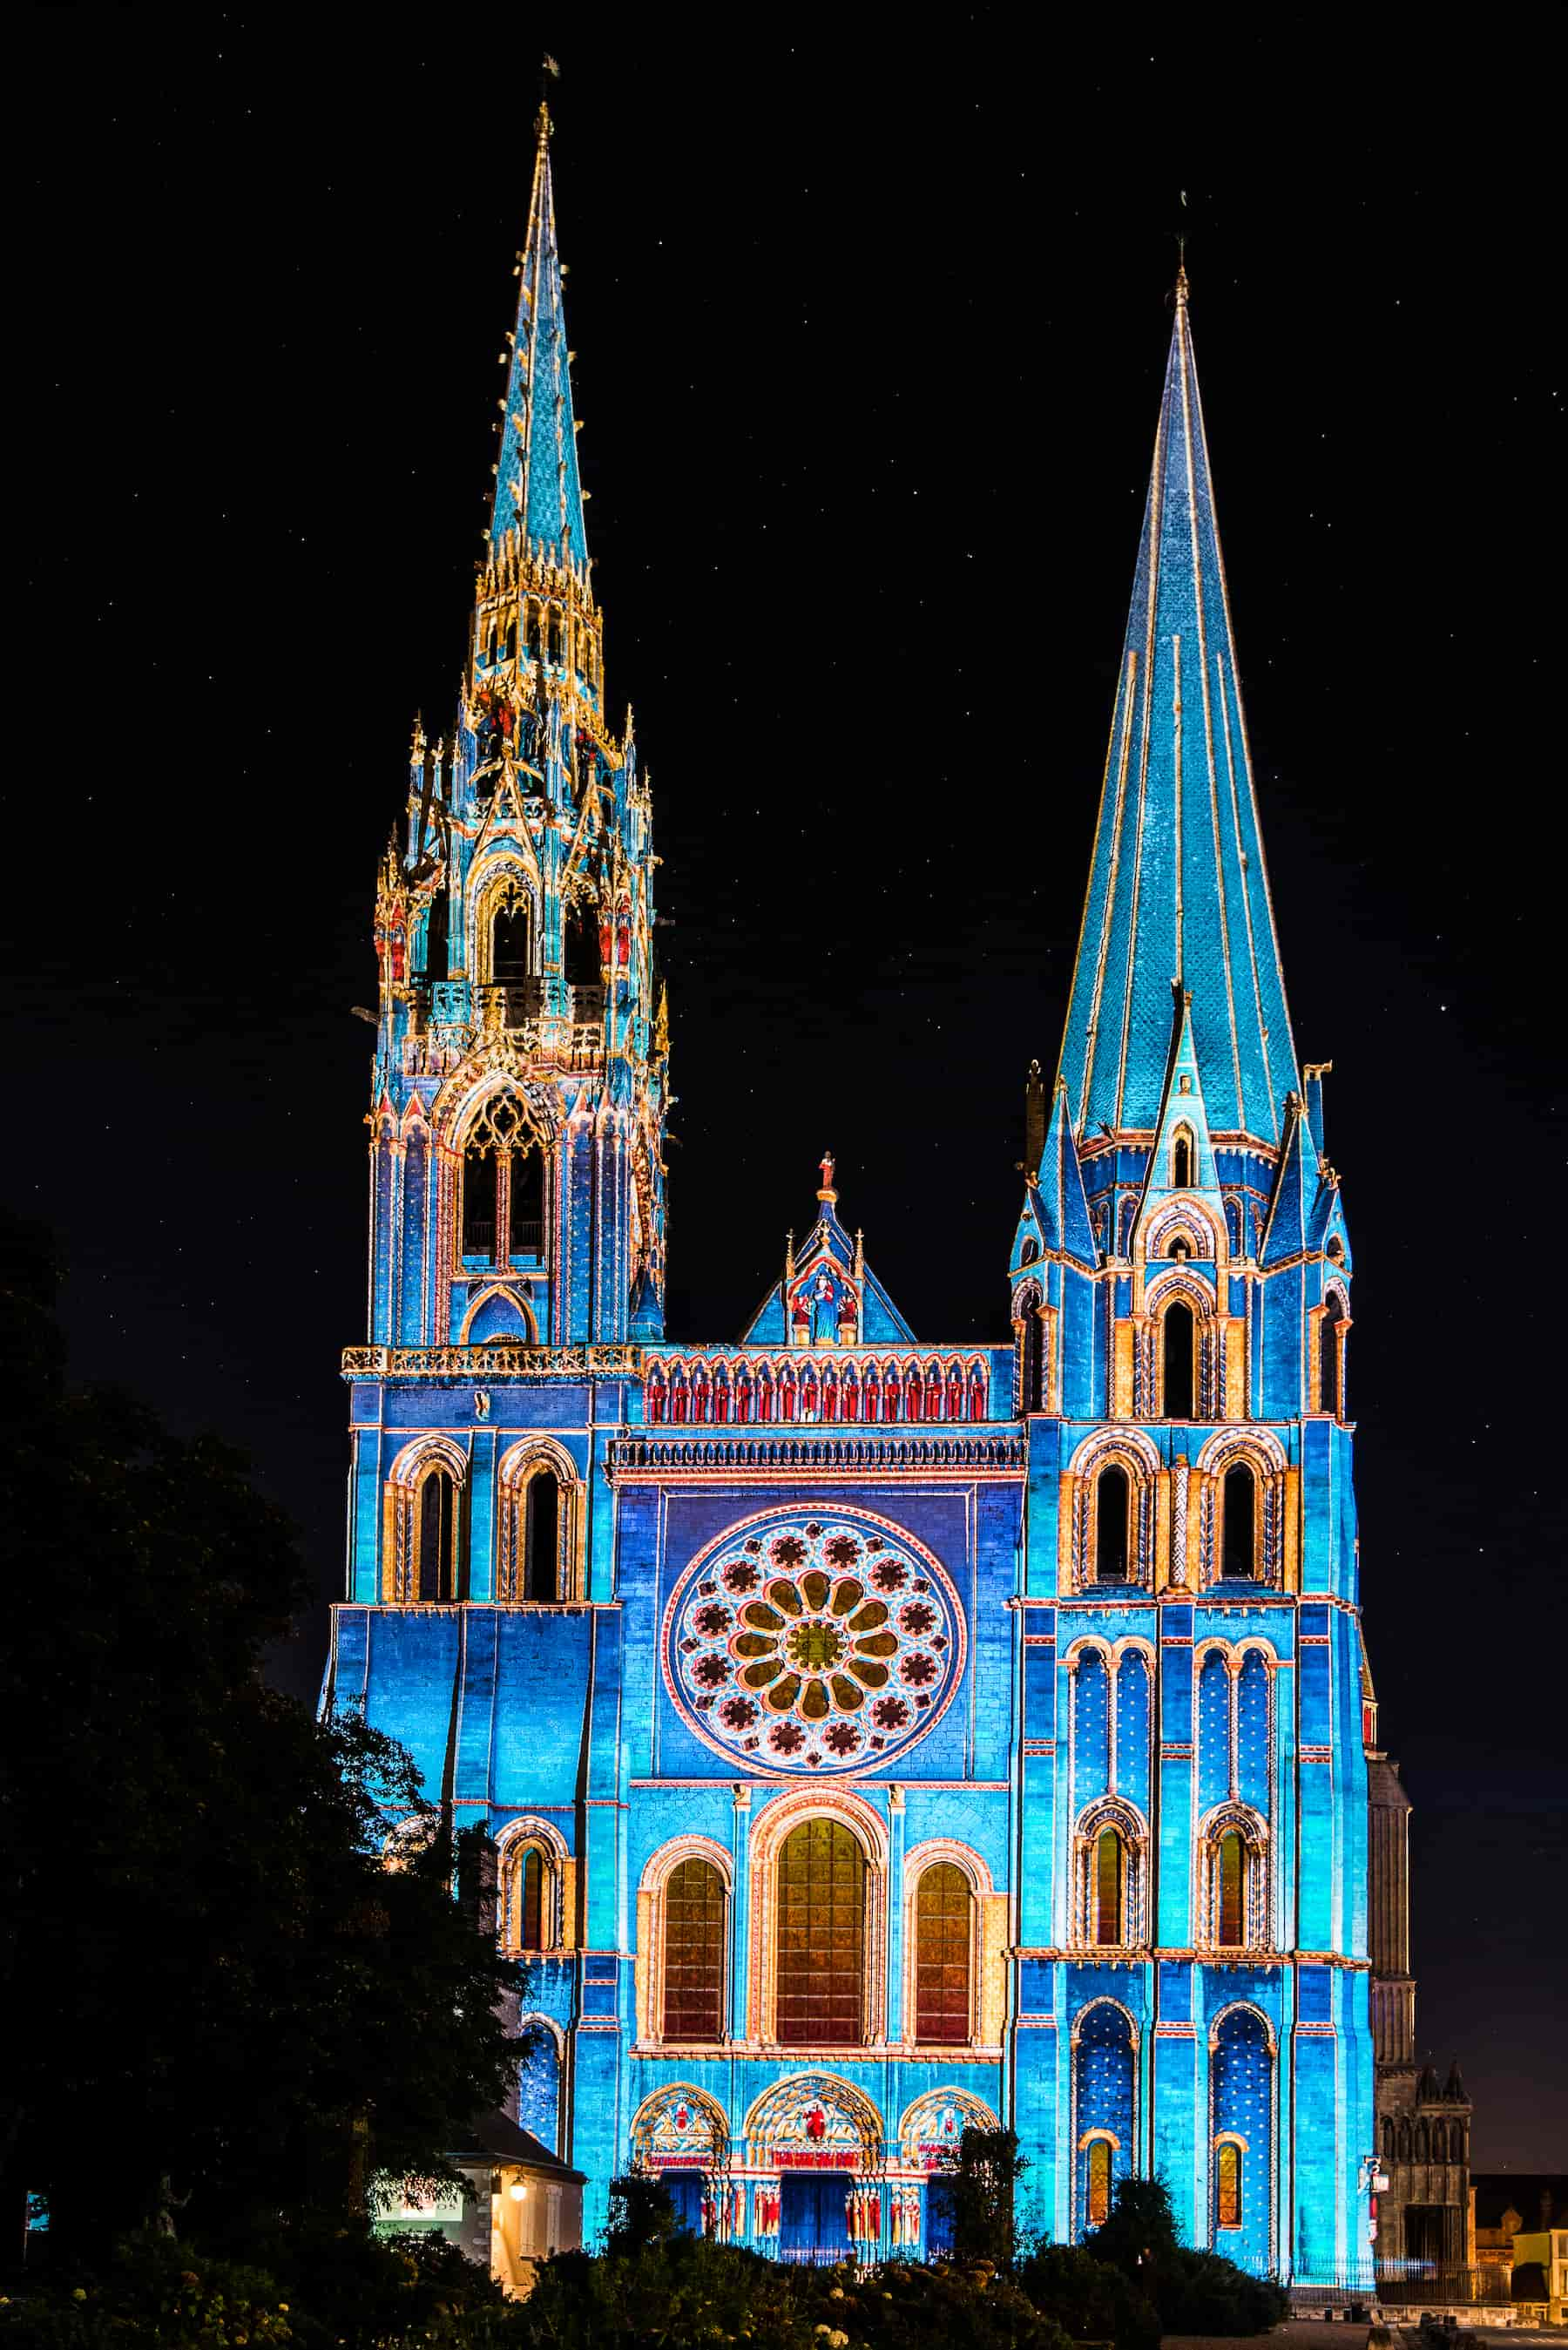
330 113 1384 2282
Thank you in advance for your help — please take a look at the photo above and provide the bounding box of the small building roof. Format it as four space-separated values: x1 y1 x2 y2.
448 2109 586 2185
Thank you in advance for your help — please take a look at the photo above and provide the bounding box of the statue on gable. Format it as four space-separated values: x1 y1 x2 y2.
809 1266 841 1344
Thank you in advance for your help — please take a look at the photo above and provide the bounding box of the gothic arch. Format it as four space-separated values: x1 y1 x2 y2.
1196 1802 1272 1952
1139 1269 1221 1419
1193 1429 1288 1588
495 1815 575 1954
382 1434 469 1604
1064 1428 1159 1592
742 2070 882 2166
635 1836 733 2045
516 2011 568 2155
459 1283 540 1345
469 854 544 987
898 2087 1001 2169
630 2082 730 2175
1071 1792 1151 1951
1012 1280 1047 1414
902 1840 997 2050
1143 1196 1227 1268
747 1787 889 2045
496 1436 585 1602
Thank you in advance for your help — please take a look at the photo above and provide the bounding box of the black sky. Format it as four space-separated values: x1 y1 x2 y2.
10 17 1565 2166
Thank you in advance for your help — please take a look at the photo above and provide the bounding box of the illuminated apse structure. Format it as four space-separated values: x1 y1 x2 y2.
327 110 1437 2280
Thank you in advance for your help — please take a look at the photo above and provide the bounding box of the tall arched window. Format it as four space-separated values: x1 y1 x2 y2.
463 1143 497 1260
416 1469 459 1602
564 902 600 988
421 889 449 982
1215 2140 1241 2229
519 1847 544 1949
776 1820 864 2047
524 1469 559 1602
663 1858 726 2041
1320 1299 1342 1417
1172 1129 1193 1189
509 1143 544 1259
1221 1464 1256 1580
1094 1828 1125 1945
1217 1829 1245 1947
1162 1300 1195 1418
1018 1291 1044 1412
1087 2137 1112 2226
914 1862 971 2043
490 881 531 979
1095 1466 1131 1581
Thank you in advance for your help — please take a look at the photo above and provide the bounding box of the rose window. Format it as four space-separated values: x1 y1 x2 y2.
665 1512 963 1774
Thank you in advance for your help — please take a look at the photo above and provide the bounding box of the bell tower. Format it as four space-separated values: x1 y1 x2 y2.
365 105 666 1355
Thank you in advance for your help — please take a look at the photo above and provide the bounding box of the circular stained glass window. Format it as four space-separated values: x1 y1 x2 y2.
663 1510 964 1775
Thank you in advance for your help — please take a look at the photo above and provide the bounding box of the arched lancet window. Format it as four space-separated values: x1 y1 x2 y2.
914 1862 971 2043
663 1857 726 2041
1087 2137 1112 2226
421 889 449 983
1095 1465 1131 1581
416 1468 460 1602
1320 1297 1342 1417
463 1141 497 1260
1217 1828 1246 1947
490 880 531 980
1162 1299 1196 1418
519 1846 544 1948
776 1819 864 2047
1172 1128 1193 1189
1017 1291 1044 1412
1216 2140 1241 2229
1382 2116 1396 2162
524 1469 559 1602
1221 1463 1256 1580
1019 1236 1040 1265
1094 1828 1125 1945
509 1141 544 1259
1430 2121 1447 2162
564 900 600 988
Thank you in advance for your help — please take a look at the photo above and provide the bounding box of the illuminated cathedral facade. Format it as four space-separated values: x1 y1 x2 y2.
329 113 1380 2279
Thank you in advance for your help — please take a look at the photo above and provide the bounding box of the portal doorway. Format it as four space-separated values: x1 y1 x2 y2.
779 2172 848 2263
663 2169 706 2236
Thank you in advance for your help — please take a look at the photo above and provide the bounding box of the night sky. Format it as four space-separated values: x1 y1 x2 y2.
12 21 1564 2166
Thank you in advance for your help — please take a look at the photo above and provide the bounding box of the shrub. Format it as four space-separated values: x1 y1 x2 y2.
1018 2242 1162 2350
1158 2247 1288 2334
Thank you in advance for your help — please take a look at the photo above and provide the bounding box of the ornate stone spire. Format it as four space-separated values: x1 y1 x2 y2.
490 104 589 569
1057 271 1299 1148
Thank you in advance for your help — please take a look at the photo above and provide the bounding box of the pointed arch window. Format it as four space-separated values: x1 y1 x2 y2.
663 1857 726 2041
1320 1297 1343 1418
462 1092 548 1269
1217 1829 1246 1947
1017 1289 1044 1413
1161 1299 1196 1418
499 1831 567 1954
524 1469 559 1602
1095 1465 1131 1581
416 1468 461 1602
1221 1464 1256 1580
1172 1129 1193 1189
775 1819 865 2047
914 1862 971 2043
1087 2137 1112 2227
519 1847 544 1948
490 879 531 980
421 890 449 983
564 899 601 989
1094 1828 1125 1945
509 1141 544 1259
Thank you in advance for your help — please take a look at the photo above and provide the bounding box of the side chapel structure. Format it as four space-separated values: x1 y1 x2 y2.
329 112 1409 2280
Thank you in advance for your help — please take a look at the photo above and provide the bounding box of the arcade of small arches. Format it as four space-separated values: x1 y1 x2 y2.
1064 1428 1293 1592
622 2077 1001 2257
379 1437 585 1605
1382 2115 1470 2165
646 1354 989 1427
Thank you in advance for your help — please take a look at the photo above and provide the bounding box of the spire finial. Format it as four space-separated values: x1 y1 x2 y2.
1176 226 1189 311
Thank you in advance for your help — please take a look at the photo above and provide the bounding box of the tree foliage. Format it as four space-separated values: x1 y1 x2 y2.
0 1212 526 2262
936 2125 1029 2267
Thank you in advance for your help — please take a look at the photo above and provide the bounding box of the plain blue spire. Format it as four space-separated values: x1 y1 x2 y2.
1058 274 1298 1148
490 108 589 567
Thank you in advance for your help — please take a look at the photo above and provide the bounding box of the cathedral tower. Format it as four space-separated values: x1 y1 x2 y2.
1006 268 1372 2279
334 156 1381 2285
